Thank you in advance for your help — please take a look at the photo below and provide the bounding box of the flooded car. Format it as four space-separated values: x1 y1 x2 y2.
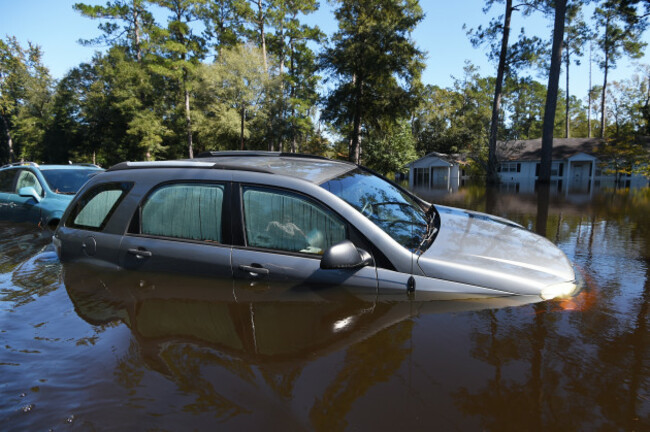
0 162 103 229
53 152 580 301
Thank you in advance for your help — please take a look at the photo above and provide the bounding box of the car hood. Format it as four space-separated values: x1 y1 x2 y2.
417 205 576 296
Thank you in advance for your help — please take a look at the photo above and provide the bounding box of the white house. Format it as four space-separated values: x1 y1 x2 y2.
407 138 649 194
407 152 468 192
497 138 649 194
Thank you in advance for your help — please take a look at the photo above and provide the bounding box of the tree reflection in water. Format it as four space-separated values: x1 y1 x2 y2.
426 185 650 430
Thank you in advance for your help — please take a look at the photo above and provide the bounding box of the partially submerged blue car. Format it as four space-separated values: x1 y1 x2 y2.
0 162 103 229
53 152 581 301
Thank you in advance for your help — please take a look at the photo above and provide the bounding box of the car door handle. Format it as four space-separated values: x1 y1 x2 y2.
239 264 270 276
127 248 153 258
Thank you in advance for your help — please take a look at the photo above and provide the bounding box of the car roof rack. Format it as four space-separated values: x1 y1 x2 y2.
0 161 39 169
106 160 274 174
195 150 330 161
71 163 101 168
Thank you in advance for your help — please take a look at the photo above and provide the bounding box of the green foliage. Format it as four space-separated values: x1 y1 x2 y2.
197 44 275 150
412 64 493 158
1 0 649 178
596 135 650 179
605 70 650 137
73 1 154 61
594 0 648 137
363 119 417 176
200 0 248 51
0 37 53 163
265 0 323 153
320 0 425 163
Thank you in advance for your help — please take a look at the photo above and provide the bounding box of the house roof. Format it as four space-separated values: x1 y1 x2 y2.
407 152 464 166
497 138 605 161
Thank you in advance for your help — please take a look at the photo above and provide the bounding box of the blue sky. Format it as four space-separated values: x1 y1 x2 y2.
2 0 649 102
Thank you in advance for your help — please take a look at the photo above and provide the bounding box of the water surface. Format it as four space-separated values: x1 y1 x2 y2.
1 185 648 430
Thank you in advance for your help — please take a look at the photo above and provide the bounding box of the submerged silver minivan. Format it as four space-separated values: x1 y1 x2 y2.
54 152 580 301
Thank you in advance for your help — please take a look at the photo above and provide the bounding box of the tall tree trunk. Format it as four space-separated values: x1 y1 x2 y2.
256 0 268 73
600 17 610 139
350 74 362 164
540 0 567 184
240 106 246 150
351 109 362 164
1 114 15 162
133 0 142 62
565 44 570 138
184 78 193 159
587 41 593 138
487 0 513 185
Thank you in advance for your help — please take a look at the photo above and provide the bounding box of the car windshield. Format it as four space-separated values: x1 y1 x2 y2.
41 169 100 194
321 168 428 251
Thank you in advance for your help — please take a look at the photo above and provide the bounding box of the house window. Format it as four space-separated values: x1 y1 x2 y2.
413 167 429 187
499 162 520 173
550 162 564 177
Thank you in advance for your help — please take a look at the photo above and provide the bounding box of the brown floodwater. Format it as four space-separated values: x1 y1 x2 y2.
1 185 648 431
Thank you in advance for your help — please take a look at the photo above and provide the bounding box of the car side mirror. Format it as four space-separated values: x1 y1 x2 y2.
19 187 41 203
320 240 374 270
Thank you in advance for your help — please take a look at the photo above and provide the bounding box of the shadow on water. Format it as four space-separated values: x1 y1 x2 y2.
0 184 649 430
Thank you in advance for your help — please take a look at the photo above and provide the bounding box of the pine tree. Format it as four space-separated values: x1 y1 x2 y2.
321 0 424 164
73 0 154 62
594 0 647 138
466 0 543 183
148 0 207 158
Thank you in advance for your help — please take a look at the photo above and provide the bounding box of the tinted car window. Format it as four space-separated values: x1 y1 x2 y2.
0 170 16 192
67 183 133 230
140 183 224 242
242 187 346 254
41 169 100 194
15 170 43 196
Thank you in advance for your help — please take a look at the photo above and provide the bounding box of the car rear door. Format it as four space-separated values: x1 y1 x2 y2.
231 184 377 301
57 182 134 266
0 169 18 220
117 181 232 279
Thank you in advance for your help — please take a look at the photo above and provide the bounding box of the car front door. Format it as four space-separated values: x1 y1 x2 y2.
231 184 377 301
118 182 232 279
9 169 43 224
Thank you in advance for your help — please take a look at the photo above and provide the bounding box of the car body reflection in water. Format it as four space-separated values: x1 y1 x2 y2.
64 263 542 369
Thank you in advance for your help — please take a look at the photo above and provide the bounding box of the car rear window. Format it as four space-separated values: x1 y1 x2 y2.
0 170 16 192
66 182 133 230
138 183 225 242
